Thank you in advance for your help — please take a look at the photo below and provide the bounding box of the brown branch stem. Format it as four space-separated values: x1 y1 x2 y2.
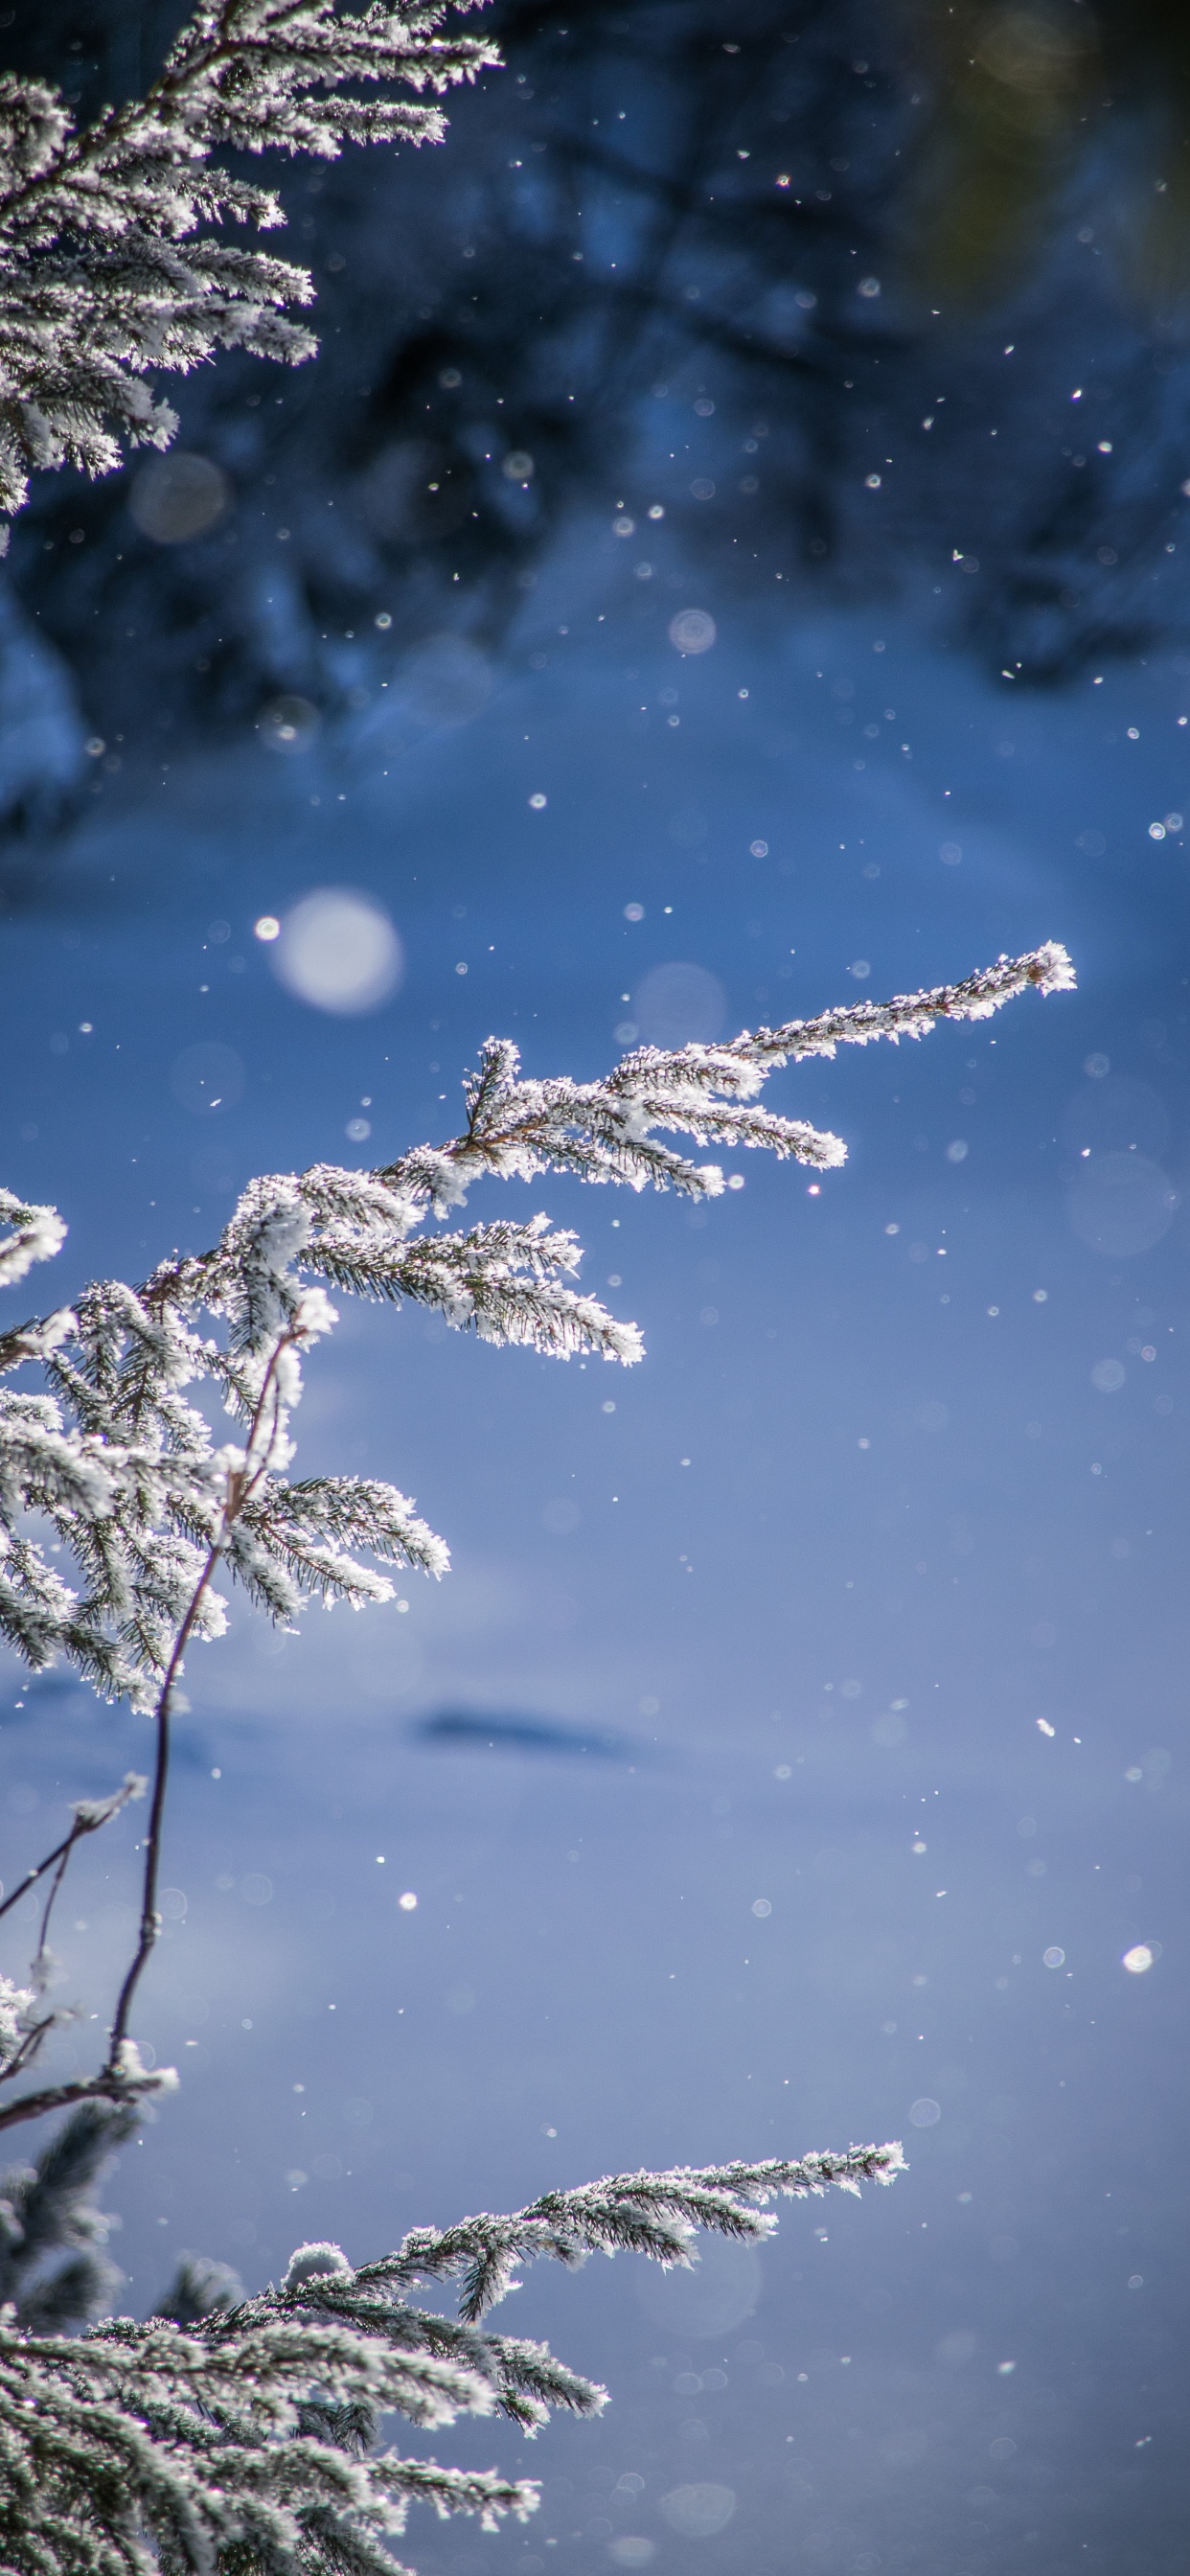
0 2068 142 2132
33 1844 72 1969
0 1821 86 1926
103 1322 297 2066
102 1548 217 2065
0 1785 142 1959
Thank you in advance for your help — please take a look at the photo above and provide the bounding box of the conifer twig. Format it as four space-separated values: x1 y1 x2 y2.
0 945 1075 2576
0 942 1073 2133
0 0 499 521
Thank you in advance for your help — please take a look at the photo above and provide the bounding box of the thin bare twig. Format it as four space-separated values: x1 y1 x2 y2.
0 2007 57 2089
0 1823 81 1926
33 1843 72 1976
105 1320 298 2063
0 1774 148 1930
3 1772 150 2087
103 1548 217 2064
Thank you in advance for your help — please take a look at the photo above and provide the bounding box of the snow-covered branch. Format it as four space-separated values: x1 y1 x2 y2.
0 0 498 520
380 940 1076 1207
0 944 1073 1727
0 1186 66 1288
361 2143 908 2321
0 946 1073 2576
0 2139 903 2576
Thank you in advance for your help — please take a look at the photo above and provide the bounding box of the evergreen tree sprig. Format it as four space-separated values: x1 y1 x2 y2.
0 942 1073 1751
0 2145 904 2576
0 943 1073 2134
0 0 497 522
0 944 1073 2576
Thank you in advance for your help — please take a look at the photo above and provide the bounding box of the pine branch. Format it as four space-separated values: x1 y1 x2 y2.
0 2102 136 2329
0 2138 902 2576
0 0 499 519
0 936 994 2570
357 2144 908 2320
0 945 1073 1789
153 2250 245 2328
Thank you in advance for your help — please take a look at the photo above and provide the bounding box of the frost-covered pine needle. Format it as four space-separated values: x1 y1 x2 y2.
0 0 498 525
0 944 1073 1734
0 947 1071 2576
0 2141 904 2576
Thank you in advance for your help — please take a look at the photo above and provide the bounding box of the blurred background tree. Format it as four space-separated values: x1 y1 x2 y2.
3 0 1190 843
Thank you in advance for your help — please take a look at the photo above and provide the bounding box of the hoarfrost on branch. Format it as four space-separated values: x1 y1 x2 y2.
0 943 1072 2576
0 0 498 522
